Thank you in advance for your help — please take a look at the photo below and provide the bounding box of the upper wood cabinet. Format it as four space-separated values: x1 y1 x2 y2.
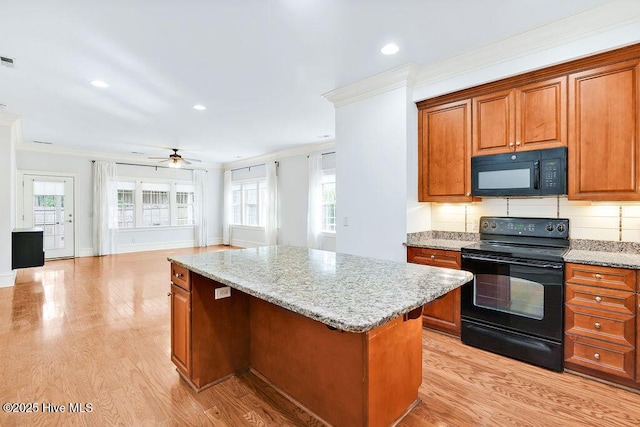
418 99 472 202
472 77 567 156
568 59 640 201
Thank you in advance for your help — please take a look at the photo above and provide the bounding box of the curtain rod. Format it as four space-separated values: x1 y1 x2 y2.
91 160 207 172
307 151 336 158
230 160 279 173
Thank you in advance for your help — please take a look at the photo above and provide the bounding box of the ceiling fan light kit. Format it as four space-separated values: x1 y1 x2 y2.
148 148 202 168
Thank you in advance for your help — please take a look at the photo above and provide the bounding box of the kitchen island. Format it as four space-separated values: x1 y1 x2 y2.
168 246 472 427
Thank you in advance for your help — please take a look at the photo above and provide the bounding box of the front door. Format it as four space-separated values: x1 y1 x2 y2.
23 175 75 259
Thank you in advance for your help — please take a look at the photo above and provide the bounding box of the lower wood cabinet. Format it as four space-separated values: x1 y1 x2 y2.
407 247 461 336
564 263 638 388
170 283 191 378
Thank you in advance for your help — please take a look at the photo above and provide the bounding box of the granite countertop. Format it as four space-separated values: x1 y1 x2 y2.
168 245 473 333
405 230 478 251
564 249 640 269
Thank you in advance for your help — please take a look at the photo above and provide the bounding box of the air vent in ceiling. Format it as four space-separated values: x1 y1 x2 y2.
1 56 15 68
33 140 53 145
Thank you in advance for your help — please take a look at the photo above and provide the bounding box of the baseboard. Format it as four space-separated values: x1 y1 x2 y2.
117 240 195 254
79 247 94 257
208 237 223 245
230 238 263 248
0 270 17 287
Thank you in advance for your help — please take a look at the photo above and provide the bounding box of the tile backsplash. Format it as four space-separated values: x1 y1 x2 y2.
430 197 638 242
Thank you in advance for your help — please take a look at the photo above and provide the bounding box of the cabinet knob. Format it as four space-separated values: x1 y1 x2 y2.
594 353 601 360
430 255 436 260
595 296 602 303
466 192 471 197
594 273 602 279
509 142 515 147
174 272 184 279
594 322 601 329
515 141 521 146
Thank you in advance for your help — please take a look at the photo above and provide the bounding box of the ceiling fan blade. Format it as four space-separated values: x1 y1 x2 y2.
183 158 202 163
148 156 168 160
180 159 192 165
157 159 170 163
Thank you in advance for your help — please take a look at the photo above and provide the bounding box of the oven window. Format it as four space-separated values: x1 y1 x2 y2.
478 169 530 189
473 274 543 320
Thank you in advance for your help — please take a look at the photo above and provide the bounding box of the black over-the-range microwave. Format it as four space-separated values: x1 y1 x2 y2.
471 147 567 197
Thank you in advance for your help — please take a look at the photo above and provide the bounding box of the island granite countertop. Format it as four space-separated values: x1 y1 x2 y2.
169 245 473 333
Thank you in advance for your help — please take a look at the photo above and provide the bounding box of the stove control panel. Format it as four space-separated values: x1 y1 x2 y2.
478 217 569 239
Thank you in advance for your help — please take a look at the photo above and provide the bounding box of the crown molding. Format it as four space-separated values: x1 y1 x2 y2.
0 112 21 127
16 141 222 170
223 140 335 170
413 1 640 97
323 64 419 108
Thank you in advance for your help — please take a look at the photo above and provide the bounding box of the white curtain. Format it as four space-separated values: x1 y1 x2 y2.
222 170 232 245
193 169 209 247
93 161 118 256
307 154 323 249
265 161 278 245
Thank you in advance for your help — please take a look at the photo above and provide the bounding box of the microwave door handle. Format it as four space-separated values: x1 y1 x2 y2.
534 160 541 190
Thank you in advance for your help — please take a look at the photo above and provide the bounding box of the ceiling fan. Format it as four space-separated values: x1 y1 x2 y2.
148 148 202 168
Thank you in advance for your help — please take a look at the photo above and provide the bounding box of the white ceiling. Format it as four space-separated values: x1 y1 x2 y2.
0 0 608 163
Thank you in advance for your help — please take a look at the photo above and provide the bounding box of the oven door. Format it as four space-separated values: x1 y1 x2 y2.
461 253 563 341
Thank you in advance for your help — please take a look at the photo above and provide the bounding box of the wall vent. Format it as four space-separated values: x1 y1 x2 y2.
0 56 15 68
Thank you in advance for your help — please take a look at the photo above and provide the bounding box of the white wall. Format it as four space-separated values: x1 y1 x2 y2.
0 114 19 287
16 149 223 255
334 87 409 262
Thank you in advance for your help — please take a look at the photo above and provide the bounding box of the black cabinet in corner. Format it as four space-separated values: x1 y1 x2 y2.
12 228 45 269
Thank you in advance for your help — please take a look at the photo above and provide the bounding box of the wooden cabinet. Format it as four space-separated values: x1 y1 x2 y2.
418 99 472 202
407 247 462 336
171 283 191 378
472 77 567 156
170 264 192 379
565 263 637 384
568 59 640 201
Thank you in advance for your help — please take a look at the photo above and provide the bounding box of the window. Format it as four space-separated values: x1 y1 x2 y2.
117 182 135 228
321 172 336 232
141 182 171 227
231 179 267 226
176 184 195 225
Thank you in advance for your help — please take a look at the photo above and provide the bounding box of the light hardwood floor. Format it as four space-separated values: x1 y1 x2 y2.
1 246 639 426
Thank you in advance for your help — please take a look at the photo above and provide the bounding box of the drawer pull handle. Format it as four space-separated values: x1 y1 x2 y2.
595 296 602 303
174 272 184 279
430 255 436 260
594 322 601 329
594 273 602 279
594 353 601 360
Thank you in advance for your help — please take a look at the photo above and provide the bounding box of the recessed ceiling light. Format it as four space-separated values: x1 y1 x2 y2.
91 80 109 88
381 43 399 55
193 104 206 111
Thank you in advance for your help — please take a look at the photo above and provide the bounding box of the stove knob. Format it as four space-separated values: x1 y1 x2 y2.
556 224 566 233
481 220 489 229
546 224 554 232
490 222 497 229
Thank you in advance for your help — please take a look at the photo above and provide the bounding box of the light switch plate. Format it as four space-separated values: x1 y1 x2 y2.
214 286 231 300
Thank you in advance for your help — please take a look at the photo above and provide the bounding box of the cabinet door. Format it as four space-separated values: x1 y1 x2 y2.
568 59 640 200
407 247 462 336
472 89 515 156
515 76 567 151
419 100 472 202
171 284 191 378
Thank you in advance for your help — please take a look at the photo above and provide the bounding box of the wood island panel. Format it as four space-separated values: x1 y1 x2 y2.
181 271 423 426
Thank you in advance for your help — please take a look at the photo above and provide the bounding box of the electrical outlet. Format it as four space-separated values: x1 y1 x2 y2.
214 286 231 300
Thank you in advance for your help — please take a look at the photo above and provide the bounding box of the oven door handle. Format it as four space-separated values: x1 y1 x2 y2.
461 253 563 269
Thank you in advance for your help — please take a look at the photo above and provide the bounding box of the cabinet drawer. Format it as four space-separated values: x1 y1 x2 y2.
565 263 636 292
171 263 190 291
407 247 461 269
565 335 635 380
565 305 635 347
565 284 635 315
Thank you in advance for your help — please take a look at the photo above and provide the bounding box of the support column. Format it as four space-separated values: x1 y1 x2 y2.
0 113 20 287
